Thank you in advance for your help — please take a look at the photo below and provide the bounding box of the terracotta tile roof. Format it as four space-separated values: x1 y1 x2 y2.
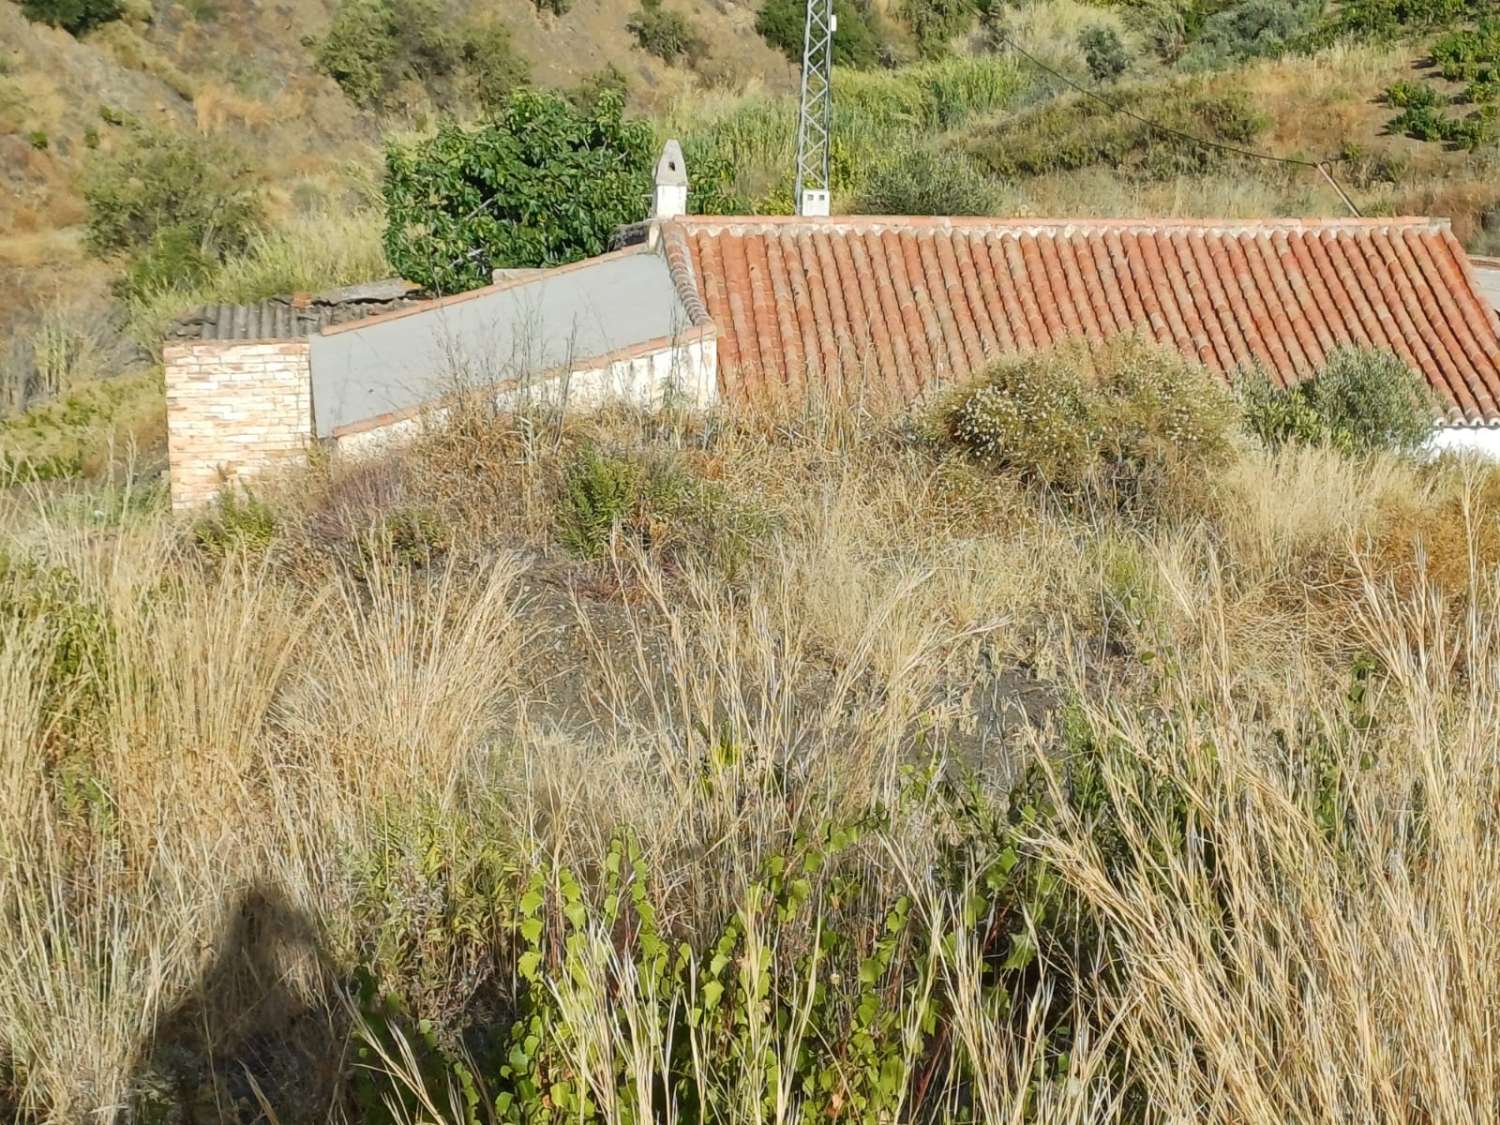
662 216 1500 425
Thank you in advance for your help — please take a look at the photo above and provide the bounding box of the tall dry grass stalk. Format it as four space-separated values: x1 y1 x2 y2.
1025 554 1500 1120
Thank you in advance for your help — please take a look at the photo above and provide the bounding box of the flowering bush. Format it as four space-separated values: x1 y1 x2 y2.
941 347 1101 488
940 336 1242 490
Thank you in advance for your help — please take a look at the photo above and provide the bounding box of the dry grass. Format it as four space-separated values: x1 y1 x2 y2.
3 395 1500 1122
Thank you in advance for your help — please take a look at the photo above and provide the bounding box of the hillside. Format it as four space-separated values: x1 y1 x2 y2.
0 0 791 344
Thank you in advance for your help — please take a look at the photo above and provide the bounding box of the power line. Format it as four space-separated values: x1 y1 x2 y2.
995 35 1364 217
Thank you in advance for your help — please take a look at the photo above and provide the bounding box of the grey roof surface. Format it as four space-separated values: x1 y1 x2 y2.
167 280 423 342
309 248 690 437
1474 258 1500 314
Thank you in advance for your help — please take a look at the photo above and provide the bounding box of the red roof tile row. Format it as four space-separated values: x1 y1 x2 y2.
661 216 1500 425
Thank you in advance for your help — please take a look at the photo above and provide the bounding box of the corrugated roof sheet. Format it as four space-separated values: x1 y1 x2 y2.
167 281 423 342
665 216 1500 425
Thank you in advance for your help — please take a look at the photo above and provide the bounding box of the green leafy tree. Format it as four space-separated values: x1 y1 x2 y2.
20 0 123 33
383 90 654 292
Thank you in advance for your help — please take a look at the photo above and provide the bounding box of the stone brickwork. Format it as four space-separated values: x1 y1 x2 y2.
163 340 313 509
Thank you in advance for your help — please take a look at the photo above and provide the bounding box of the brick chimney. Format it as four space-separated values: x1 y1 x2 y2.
653 139 688 220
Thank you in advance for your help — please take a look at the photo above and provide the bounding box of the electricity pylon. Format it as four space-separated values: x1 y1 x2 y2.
793 0 834 217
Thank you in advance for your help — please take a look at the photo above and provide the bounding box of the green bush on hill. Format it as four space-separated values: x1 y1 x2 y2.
755 0 888 69
1240 346 1437 455
1079 24 1130 82
383 89 653 292
857 144 1005 215
902 0 978 58
20 0 122 34
82 126 263 299
315 0 529 110
460 21 532 113
627 0 707 65
1179 0 1324 69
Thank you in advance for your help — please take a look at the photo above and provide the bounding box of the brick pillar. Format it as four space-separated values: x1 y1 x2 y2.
163 339 314 509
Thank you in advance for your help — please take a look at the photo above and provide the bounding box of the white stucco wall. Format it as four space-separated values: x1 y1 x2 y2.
1428 425 1500 460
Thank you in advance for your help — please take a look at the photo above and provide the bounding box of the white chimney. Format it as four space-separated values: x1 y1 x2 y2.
653 139 688 220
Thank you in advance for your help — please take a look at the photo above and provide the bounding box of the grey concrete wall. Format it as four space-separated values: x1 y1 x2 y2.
309 251 689 438
1473 263 1500 316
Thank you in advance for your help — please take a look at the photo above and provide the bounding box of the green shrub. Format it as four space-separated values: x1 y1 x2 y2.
569 64 629 110
1240 347 1437 456
755 0 887 69
20 0 123 33
1094 336 1240 469
383 89 653 292
1079 24 1129 83
556 447 766 573
902 0 977 58
82 126 262 296
357 506 451 571
314 0 397 107
856 143 1004 215
26 130 49 151
121 224 219 296
940 350 1102 488
627 0 706 65
556 448 652 559
1179 0 1323 69
533 0 570 12
0 552 111 704
192 491 279 556
1129 0 1212 63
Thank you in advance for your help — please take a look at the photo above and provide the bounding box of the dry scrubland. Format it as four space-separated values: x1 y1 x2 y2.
4 341 1500 1122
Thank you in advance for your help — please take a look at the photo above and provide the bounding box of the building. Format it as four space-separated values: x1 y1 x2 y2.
163 144 1500 508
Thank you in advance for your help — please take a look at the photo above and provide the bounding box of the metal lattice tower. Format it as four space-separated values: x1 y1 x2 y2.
793 0 834 217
